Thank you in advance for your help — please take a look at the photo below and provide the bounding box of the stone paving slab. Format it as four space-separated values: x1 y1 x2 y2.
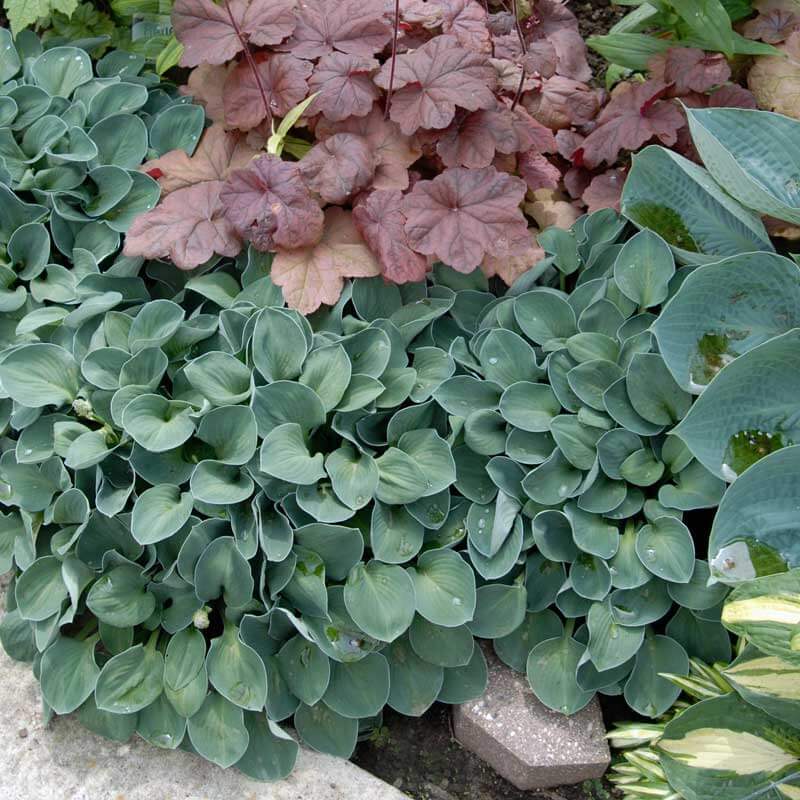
0 644 408 800
453 645 610 790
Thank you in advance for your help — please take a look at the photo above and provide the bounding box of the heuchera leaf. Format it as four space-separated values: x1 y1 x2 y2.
481 229 545 287
582 168 626 214
522 75 601 130
649 48 732 95
576 80 685 169
280 0 391 59
142 125 259 195
272 207 381 313
308 53 381 122
748 31 800 119
440 0 491 54
223 53 312 130
518 150 562 192
124 181 241 269
315 108 421 190
353 189 429 284
436 103 556 168
742 0 800 43
220 155 324 251
529 0 592 83
182 63 231 124
374 34 497 135
299 133 375 205
402 165 529 272
173 0 298 67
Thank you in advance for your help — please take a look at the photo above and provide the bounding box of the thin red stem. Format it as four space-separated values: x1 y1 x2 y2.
510 0 527 110
384 0 400 120
223 0 272 127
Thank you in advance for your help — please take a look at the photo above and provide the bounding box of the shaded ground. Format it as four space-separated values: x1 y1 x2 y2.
568 0 628 78
353 705 619 800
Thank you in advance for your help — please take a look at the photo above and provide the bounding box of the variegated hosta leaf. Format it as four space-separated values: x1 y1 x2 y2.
658 693 800 800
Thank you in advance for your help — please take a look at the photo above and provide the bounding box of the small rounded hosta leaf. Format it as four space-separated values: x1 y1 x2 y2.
260 423 325 486
676 332 800 482
277 635 330 707
165 664 209 720
610 580 672 627
95 641 164 714
636 517 695 583
191 461 254 505
128 300 184 354
322 653 390 718
40 635 100 714
623 634 688 718
386 636 444 717
568 360 623 411
149 104 204 156
533 510 579 563
657 693 800 800
667 608 732 667
627 353 691 426
165 628 206 692
122 394 195 453
77 694 137 743
433 375 502 417
587 600 645 672
344 562 415 643
86 564 155 627
527 553 568 613
654 253 800 392
196 405 258 466
253 308 308 382
408 616 475 668
687 107 800 225
374 447 429 505
411 347 456 402
667 560 728 612
136 694 186 750
438 645 488 705
467 492 521 558
207 622 268 711
479 329 542 388
252 381 326 435
15 556 68 622
514 291 577 345
194 537 254 608
613 229 675 309
408 548 476 628
526 633 594 715
324 444 378 510
500 381 561 432
294 702 358 758
522 449 583 506
236 714 298 781
370 502 424 565
467 583 526 639
570 553 612 601
0 343 79 408
398 429 456 496
32 47 92 97
131 485 193 546
187 692 249 769
494 610 564 673
184 352 252 406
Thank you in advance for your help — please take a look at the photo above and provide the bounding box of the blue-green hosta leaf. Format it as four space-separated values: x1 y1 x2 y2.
252 308 308 382
386 636 444 717
32 47 92 97
122 394 195 452
627 353 691 427
655 253 800 393
408 548 476 627
131 484 193 545
587 600 645 672
467 583 526 639
236 714 298 782
0 28 20 82
527 632 594 715
89 113 148 168
410 347 456 402
260 423 325 486
40 635 100 714
374 447 429 505
86 564 156 626
721 570 800 665
95 640 164 714
398 429 456 496
522 449 583 506
277 635 330 707
187 692 249 768
527 553 568 613
207 622 268 711
294 702 357 758
184 352 252 406
677 332 800 482
293 524 364 581
76 695 137 743
468 515 523 580
0 344 80 408
324 444 378 510
190 461 254 505
434 375 502 417
514 290 577 345
437 645 488 704
408 616 475 668
149 104 204 157
499 381 561 431
622 145 773 261
128 299 184 354
668 560 728 612
657 693 800 800
370 502 424 565
613 229 675 309
687 107 800 225
194 536 254 608
623 634 688 718
165 664 209 719
14 556 68 622
136 694 186 750
479 329 543 387
344 561 415 643
322 653 390 718
251 381 326 435
636 517 695 584
533 510 579 563
165 628 206 692
494 610 563 673
299 344 351 412
571 553 612 601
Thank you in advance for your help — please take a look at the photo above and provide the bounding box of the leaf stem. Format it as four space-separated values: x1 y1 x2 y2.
510 0 528 111
384 0 401 120
222 0 272 128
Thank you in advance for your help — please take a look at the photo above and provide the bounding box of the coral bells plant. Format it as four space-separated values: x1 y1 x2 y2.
123 0 631 312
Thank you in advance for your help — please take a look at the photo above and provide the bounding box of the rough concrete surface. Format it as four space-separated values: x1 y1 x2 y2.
453 645 610 790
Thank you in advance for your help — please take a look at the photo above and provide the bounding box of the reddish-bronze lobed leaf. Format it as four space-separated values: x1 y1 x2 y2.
280 0 391 59
173 0 297 67
272 208 381 313
742 0 800 43
299 133 376 204
308 53 381 121
582 168 626 214
181 63 231 124
220 155 324 251
223 53 312 130
576 80 684 169
528 0 591 82
518 150 561 192
521 76 600 129
440 0 491 53
316 107 421 190
521 41 558 79
141 124 260 195
402 0 444 29
436 102 555 168
374 34 497 134
482 228 544 286
353 189 429 283
649 47 731 94
402 165 529 272
124 181 242 268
